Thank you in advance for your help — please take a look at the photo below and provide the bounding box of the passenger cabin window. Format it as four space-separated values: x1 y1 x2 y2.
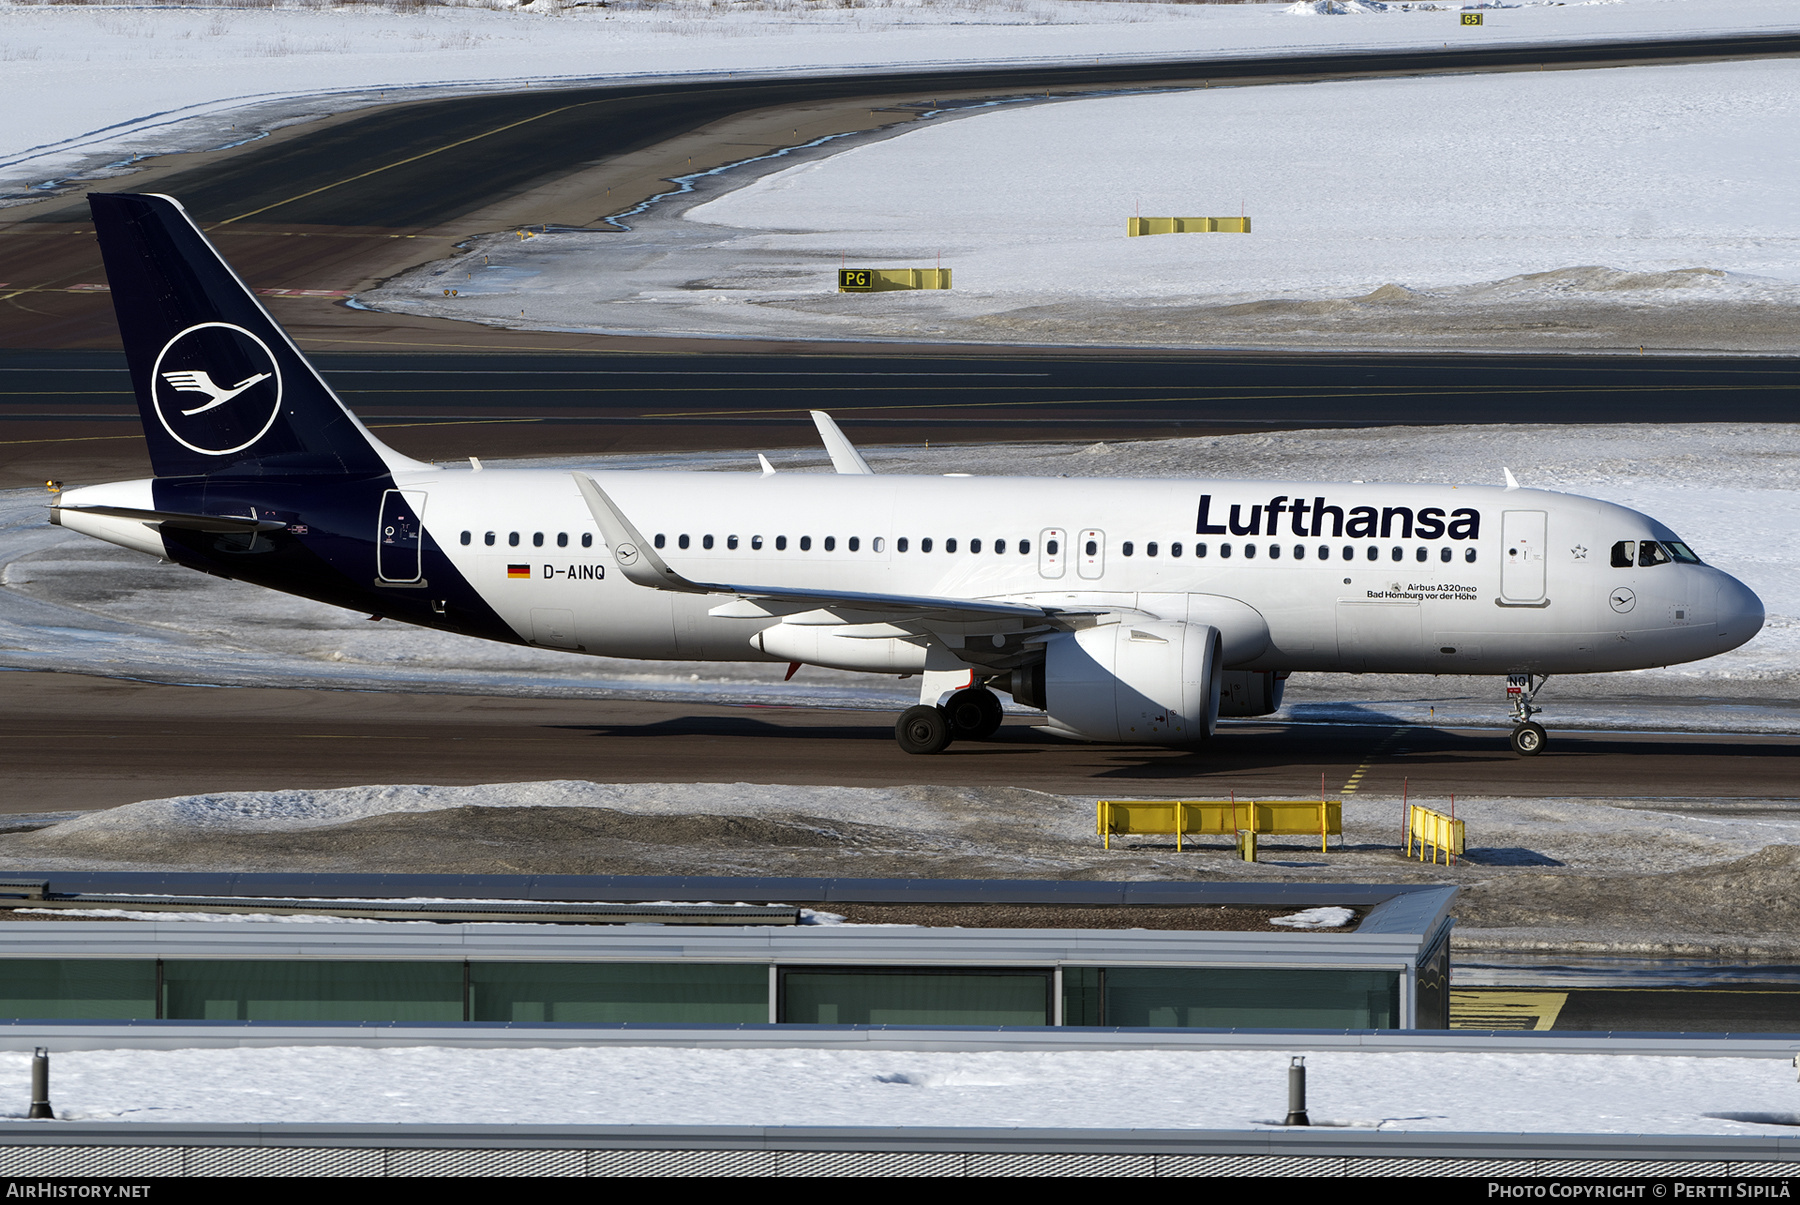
1122 542 1135 557
655 534 666 549
1019 539 1030 555
1294 545 1305 560
679 535 690 549
557 533 568 548
1269 544 1281 560
1465 548 1477 563
1194 543 1206 558
484 532 495 546
1244 543 1257 560
777 536 788 551
727 535 739 550
970 539 982 554
1415 547 1427 562
995 539 1005 554
460 531 471 546
824 536 836 551
582 533 592 548
1146 542 1158 557
921 538 933 553
1045 539 1057 556
703 535 714 550
848 537 860 552
751 535 763 550
1639 540 1671 567
1365 546 1379 561
1220 544 1232 559
533 533 544 548
508 532 520 547
800 536 812 551
1439 547 1451 563
946 538 958 553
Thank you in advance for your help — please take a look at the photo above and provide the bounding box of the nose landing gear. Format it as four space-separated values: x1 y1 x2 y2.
1507 674 1549 756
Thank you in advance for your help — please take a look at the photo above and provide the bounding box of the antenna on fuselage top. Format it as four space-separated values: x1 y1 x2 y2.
1503 467 1521 491
811 411 874 475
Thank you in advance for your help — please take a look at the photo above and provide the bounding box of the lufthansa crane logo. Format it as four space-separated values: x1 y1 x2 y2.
1609 587 1636 613
150 322 283 455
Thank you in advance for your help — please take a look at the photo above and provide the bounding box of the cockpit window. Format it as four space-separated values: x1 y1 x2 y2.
1610 541 1635 568
1638 540 1672 567
1665 541 1702 565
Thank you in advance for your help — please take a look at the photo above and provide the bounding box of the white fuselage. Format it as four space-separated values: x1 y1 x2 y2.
370 467 1761 678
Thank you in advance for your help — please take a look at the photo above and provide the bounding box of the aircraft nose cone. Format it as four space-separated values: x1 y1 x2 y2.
1714 572 1764 652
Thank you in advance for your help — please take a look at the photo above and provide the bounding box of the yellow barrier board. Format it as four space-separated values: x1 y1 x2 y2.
1097 800 1341 851
1405 804 1466 863
1126 217 1252 237
838 268 952 292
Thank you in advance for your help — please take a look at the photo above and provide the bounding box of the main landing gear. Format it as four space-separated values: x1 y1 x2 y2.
895 685 1004 754
1507 673 1549 756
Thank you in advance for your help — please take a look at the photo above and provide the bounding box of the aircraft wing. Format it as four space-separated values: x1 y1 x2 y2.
570 472 1091 629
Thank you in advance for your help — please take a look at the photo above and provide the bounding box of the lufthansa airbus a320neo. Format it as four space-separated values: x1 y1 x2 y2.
54 193 1764 755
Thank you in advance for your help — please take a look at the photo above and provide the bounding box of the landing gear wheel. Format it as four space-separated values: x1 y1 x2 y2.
1510 722 1547 756
896 705 953 754
944 687 1004 740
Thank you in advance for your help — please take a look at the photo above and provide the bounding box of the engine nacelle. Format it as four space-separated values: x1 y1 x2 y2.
1218 670 1286 717
1039 621 1222 744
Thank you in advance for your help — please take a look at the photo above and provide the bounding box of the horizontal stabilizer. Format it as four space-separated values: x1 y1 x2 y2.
53 504 286 533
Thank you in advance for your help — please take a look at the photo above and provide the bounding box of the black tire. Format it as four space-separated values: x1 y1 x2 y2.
1510 722 1547 756
944 688 1004 740
896 705 953 754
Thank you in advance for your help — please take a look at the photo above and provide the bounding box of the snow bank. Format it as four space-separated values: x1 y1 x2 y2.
3 1044 1797 1131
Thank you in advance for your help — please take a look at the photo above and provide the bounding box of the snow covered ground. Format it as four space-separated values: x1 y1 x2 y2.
368 55 1800 349
7 424 1796 727
3 1043 1799 1131
6 0 1798 204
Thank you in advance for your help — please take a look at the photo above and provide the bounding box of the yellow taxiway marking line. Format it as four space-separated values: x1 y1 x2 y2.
1451 990 1569 1031
210 100 609 227
1340 727 1403 795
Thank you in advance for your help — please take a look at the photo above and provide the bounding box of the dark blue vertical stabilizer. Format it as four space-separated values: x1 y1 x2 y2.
89 192 398 479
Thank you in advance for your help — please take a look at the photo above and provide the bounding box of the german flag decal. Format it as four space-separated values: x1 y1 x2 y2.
507 564 531 579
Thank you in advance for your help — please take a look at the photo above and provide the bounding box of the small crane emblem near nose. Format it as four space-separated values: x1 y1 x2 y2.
1609 588 1636 613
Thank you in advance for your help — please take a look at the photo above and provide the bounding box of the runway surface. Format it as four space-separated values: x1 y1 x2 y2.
5 32 1798 352
7 672 1794 815
7 347 1799 490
